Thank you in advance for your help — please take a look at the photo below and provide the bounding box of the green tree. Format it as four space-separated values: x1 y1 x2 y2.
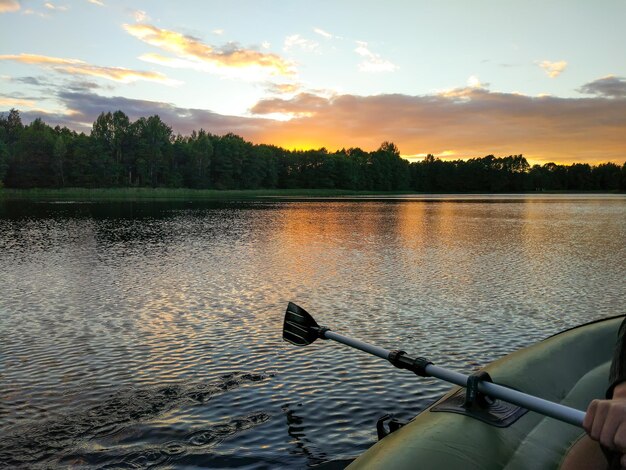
189 130 213 188
9 118 55 188
567 163 593 190
91 111 132 185
52 135 67 186
0 108 24 146
0 140 9 187
212 133 249 189
592 162 621 190
133 115 172 186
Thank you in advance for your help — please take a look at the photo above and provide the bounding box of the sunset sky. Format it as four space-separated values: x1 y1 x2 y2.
1 0 625 164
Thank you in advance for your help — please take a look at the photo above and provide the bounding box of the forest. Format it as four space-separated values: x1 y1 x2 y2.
0 109 624 192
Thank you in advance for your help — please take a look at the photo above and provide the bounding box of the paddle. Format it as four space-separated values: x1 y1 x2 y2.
282 302 586 428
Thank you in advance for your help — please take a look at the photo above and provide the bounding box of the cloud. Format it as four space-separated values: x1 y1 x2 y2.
248 88 626 163
12 86 626 165
17 90 274 133
355 41 397 73
22 8 46 17
466 75 488 89
124 23 295 78
212 29 224 35
0 97 36 108
4 74 109 93
0 53 181 85
283 34 319 52
0 0 19 13
87 0 104 5
265 82 301 95
538 60 567 78
0 54 83 66
129 9 147 22
44 2 68 11
250 92 328 119
66 79 109 91
12 76 47 86
578 75 626 99
313 27 333 39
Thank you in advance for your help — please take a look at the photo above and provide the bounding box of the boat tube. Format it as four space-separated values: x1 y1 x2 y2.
347 315 624 470
284 303 624 469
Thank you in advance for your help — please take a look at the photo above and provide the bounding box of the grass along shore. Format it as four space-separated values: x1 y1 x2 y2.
1 187 623 201
0 187 401 201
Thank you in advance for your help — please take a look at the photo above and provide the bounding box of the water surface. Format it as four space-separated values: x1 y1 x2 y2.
1 194 625 468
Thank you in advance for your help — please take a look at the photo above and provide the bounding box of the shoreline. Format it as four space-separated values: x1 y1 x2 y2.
0 187 624 202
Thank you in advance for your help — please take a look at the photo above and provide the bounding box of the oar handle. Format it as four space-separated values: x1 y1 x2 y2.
321 328 586 428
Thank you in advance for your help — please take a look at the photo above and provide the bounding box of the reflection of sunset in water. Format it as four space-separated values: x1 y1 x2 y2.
1 196 624 468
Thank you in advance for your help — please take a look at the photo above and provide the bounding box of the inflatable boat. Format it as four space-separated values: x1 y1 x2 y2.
283 303 624 470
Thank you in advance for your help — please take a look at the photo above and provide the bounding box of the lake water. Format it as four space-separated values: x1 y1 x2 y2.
1 194 625 469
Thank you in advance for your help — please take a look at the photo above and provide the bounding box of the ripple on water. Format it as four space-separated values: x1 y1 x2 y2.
1 197 625 469
0 373 273 468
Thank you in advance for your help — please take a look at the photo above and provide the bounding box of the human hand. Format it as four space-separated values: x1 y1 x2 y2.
583 383 626 466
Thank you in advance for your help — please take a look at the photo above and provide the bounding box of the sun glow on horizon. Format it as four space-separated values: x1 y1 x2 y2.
0 1 624 165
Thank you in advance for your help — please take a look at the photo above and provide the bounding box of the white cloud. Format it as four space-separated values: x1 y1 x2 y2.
87 0 104 6
355 41 397 73
284 34 319 52
212 29 224 35
467 75 488 89
22 6 47 16
538 60 567 78
44 2 68 11
261 41 271 50
0 0 20 13
131 9 147 22
313 27 333 39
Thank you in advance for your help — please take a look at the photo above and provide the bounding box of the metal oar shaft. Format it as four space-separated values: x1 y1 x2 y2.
426 364 585 427
322 329 585 428
324 331 390 360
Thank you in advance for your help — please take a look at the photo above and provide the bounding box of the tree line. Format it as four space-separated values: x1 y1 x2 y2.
0 109 624 192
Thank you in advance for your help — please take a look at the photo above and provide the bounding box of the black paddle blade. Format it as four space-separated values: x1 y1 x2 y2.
283 302 320 346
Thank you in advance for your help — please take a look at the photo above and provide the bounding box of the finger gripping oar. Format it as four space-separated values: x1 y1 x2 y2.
283 302 586 428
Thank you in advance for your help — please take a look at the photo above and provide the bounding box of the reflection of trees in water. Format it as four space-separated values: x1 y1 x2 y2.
282 403 329 466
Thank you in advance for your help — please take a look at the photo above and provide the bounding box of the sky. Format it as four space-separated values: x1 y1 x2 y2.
1 0 625 165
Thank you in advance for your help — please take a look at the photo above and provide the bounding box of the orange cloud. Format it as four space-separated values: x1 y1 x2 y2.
265 82 302 95
0 0 20 13
250 92 328 116
0 53 180 85
0 53 81 65
249 88 626 164
27 83 626 166
0 97 35 107
124 23 295 78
